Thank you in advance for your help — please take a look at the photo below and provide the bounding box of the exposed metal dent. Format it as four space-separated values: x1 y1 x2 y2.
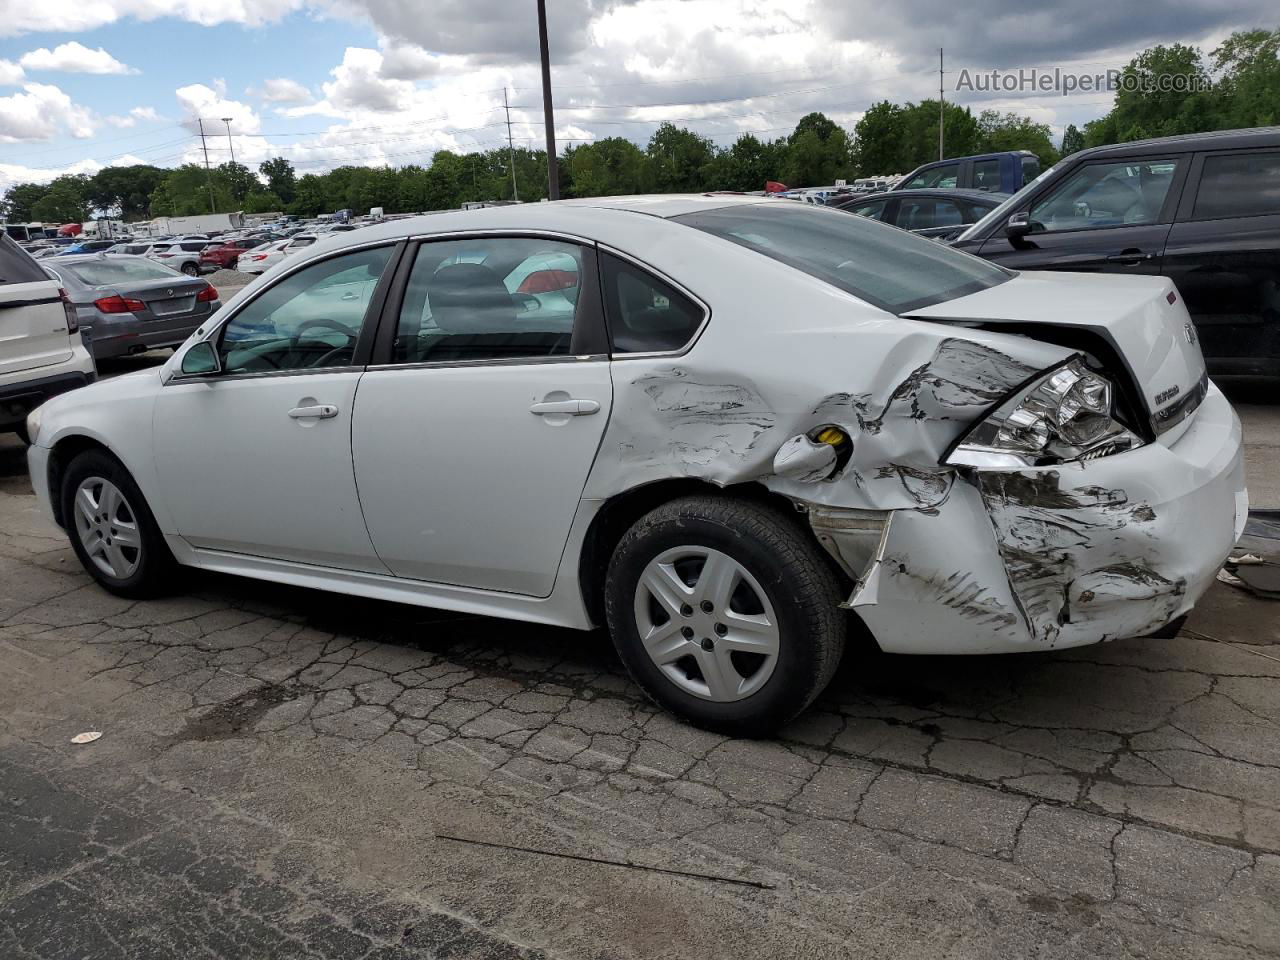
773 434 838 483
806 505 893 597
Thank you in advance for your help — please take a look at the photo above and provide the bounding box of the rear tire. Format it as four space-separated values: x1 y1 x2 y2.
181 263 198 276
605 495 846 736
61 449 178 598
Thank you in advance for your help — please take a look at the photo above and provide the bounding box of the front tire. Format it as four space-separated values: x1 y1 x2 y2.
61 449 178 598
605 496 847 736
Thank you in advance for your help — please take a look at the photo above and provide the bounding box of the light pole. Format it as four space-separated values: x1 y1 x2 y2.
536 0 559 200
222 117 236 166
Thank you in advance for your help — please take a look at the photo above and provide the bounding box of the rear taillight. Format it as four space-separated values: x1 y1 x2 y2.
93 295 146 314
196 284 218 303
58 288 78 332
250 254 268 261
518 269 578 294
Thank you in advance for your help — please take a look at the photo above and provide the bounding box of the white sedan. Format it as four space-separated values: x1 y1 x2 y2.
25 196 1247 734
237 238 292 275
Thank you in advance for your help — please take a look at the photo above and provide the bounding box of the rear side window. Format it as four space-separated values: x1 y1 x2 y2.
844 200 887 220
1021 155 1041 185
1191 152 1280 221
0 233 48 284
600 253 704 354
392 237 584 364
896 198 965 230
179 241 207 252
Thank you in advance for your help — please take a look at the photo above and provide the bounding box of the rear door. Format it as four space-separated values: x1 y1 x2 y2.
0 235 72 375
352 234 612 597
1162 147 1280 374
977 155 1187 274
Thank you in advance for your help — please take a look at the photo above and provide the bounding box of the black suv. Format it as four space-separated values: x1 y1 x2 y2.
952 127 1280 377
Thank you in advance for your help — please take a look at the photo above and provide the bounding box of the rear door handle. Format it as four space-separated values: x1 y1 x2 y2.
529 399 600 416
288 404 339 419
1105 250 1155 264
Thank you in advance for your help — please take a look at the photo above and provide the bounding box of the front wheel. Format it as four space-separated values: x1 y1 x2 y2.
61 449 178 598
605 495 847 736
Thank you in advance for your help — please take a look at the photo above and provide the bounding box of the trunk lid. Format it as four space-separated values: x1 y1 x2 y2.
0 277 73 374
905 270 1207 443
90 276 209 321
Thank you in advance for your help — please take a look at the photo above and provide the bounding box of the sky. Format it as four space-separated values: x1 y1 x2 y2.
0 0 1274 196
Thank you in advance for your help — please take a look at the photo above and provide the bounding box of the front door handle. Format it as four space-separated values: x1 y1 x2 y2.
530 398 600 416
288 404 339 419
1105 249 1155 264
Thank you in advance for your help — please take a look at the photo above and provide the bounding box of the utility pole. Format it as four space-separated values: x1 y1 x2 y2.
536 0 559 200
938 48 945 162
222 117 236 165
197 118 217 213
503 88 519 202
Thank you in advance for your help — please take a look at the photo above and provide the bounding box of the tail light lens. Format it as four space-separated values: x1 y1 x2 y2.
517 269 578 294
196 284 218 303
93 294 146 314
59 288 78 332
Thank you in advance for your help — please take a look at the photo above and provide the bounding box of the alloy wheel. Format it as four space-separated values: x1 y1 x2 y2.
632 546 780 702
73 476 142 580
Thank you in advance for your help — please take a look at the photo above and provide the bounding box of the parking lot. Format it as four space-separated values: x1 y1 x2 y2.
0 352 1276 959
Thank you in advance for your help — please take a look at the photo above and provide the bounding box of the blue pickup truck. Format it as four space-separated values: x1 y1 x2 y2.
894 150 1041 194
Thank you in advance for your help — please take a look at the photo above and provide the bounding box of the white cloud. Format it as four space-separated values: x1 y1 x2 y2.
320 47 414 113
0 61 24 85
106 106 161 128
19 41 138 75
249 77 312 103
175 80 262 135
0 83 95 142
378 42 446 81
0 0 305 37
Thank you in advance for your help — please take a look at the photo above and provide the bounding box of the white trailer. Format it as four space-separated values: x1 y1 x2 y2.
149 212 245 236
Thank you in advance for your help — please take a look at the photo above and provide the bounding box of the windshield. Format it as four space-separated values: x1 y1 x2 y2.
674 202 1013 314
64 258 180 285
957 160 1065 242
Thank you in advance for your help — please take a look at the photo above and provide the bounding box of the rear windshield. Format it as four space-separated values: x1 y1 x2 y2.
291 237 316 247
0 233 48 284
673 202 1012 314
63 258 180 286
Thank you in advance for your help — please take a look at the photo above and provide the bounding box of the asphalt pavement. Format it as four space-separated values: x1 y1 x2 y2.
0 359 1277 959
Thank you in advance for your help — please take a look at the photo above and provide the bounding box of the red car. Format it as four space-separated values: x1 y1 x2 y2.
198 238 264 273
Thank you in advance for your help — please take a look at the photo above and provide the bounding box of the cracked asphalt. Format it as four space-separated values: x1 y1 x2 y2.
2 359 1279 959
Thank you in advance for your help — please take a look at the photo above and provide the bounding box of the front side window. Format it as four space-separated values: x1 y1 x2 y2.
675 202 1011 314
845 200 887 220
904 162 959 189
392 237 583 364
1191 151 1280 221
1029 158 1179 232
218 245 392 373
972 159 1002 192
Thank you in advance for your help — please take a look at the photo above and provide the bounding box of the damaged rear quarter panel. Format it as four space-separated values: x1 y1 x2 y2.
578 234 1070 514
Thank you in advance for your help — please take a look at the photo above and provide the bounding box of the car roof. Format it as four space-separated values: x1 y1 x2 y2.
1074 125 1280 159
836 188 1009 205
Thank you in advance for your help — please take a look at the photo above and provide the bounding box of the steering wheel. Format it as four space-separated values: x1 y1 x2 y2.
290 318 359 368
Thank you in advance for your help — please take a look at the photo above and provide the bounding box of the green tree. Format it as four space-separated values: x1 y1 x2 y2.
30 175 91 223
288 174 329 217
647 123 717 192
1086 43 1215 145
564 137 649 196
87 165 167 220
704 133 787 190
1 182 50 222
243 191 284 214
1211 29 1280 127
789 111 840 144
976 110 1059 165
852 101 908 174
258 157 297 204
217 162 258 204
1060 124 1085 156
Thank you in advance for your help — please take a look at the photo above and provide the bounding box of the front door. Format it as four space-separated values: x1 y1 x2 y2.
978 156 1186 275
154 243 397 571
352 235 612 597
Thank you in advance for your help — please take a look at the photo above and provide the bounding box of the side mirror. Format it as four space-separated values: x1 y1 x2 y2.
179 340 221 377
1005 211 1033 240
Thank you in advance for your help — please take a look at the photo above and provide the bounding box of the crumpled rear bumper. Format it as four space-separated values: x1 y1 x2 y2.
835 382 1247 654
